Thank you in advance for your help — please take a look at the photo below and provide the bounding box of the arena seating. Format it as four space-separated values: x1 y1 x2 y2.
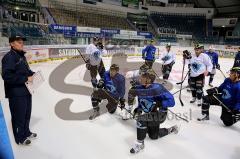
48 2 133 30
150 13 207 37
3 21 45 37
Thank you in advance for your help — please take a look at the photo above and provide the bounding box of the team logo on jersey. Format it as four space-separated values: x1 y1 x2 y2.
106 82 116 94
221 89 231 99
93 51 100 60
139 98 155 112
191 62 202 73
162 55 170 61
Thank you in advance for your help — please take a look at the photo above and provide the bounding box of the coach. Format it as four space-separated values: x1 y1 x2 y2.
1 36 37 145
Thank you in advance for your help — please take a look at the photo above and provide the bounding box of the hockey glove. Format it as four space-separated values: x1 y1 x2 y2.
232 110 240 122
170 61 175 66
86 60 91 70
97 79 104 89
130 80 138 88
183 50 192 59
133 107 142 119
206 87 219 96
216 64 220 70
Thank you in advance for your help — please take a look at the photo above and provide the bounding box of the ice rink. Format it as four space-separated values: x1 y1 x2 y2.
0 55 240 159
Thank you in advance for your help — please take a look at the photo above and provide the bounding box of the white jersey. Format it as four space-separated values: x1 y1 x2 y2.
126 70 140 80
189 53 213 77
85 44 102 66
160 51 176 65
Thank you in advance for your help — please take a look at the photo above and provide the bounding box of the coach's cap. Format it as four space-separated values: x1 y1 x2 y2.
9 36 26 43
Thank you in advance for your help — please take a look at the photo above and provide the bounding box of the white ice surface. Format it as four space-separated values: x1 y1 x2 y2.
0 56 240 159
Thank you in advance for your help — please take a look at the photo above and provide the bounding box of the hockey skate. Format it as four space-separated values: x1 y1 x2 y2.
121 105 132 120
190 97 196 103
89 109 100 120
197 114 209 121
168 125 179 134
130 141 144 154
197 99 202 107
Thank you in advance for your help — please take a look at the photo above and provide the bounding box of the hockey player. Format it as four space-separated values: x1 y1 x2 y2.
125 70 179 154
233 47 240 67
160 43 176 82
85 37 106 88
121 64 150 120
141 39 157 69
198 67 240 126
189 44 213 106
89 64 125 120
205 47 220 87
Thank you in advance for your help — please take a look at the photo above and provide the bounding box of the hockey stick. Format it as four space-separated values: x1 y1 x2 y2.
172 86 189 95
212 94 233 113
168 109 189 123
101 87 189 123
176 70 189 85
100 88 136 118
77 48 88 63
218 69 227 79
179 59 186 106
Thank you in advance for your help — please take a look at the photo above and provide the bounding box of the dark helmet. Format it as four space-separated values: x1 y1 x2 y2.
93 37 99 42
139 64 150 75
97 42 104 49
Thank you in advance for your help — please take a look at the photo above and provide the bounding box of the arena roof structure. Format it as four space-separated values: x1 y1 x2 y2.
169 0 240 17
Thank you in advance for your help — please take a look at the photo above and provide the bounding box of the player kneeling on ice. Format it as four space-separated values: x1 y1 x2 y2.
189 44 213 106
89 64 125 120
160 43 176 83
123 70 179 154
198 67 240 126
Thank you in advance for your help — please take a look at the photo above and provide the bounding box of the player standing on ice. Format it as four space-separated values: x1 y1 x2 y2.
160 43 176 83
198 67 240 126
89 64 125 120
141 39 157 69
123 70 179 154
205 46 220 87
233 47 240 67
85 37 106 88
1 36 37 145
189 44 213 106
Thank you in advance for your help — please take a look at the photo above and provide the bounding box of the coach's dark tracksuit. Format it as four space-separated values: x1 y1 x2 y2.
1 48 34 144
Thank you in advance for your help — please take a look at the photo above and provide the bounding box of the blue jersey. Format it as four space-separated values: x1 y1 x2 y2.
233 52 240 67
218 78 240 111
205 51 219 67
103 71 125 99
134 83 175 113
2 49 34 98
142 44 156 61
